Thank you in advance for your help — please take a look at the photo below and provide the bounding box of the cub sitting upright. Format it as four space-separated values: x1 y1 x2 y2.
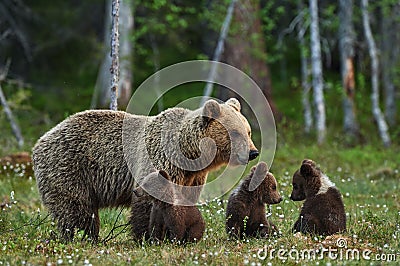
132 170 205 243
291 159 346 236
226 162 282 239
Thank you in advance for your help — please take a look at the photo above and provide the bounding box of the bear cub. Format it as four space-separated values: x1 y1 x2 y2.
132 170 205 243
291 159 346 236
226 162 282 239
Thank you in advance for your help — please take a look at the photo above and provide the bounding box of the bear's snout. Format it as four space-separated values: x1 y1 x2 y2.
290 192 305 201
277 196 283 203
248 150 259 161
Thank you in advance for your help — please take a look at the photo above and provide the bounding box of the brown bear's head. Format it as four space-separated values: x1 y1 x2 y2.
289 169 306 201
298 159 334 197
202 98 258 166
133 170 175 203
248 162 282 205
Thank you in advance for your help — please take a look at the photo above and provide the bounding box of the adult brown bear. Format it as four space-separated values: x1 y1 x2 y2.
32 98 258 241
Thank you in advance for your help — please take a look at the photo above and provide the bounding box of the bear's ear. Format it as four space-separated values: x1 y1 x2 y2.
300 162 318 178
202 99 221 127
301 159 316 167
249 162 268 191
226 98 241 112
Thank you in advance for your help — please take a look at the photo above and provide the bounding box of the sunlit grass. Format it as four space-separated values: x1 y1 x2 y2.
0 141 399 265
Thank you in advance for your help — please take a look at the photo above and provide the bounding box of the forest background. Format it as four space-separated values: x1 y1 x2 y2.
0 0 399 265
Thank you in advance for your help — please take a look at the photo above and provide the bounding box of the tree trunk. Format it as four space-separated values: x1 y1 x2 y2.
109 0 120 111
118 0 133 108
361 0 391 147
381 3 399 126
309 0 326 144
339 0 359 139
92 0 132 109
91 0 112 108
0 60 24 148
297 1 313 134
201 0 237 106
221 0 279 120
0 84 24 148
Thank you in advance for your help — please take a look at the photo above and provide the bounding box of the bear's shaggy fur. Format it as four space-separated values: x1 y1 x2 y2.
132 170 205 243
133 170 205 243
32 98 256 241
226 162 282 239
130 196 153 242
291 159 346 236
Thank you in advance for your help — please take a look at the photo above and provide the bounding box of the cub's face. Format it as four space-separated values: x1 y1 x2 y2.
203 98 258 166
290 159 324 199
133 170 176 203
258 172 282 205
290 170 306 201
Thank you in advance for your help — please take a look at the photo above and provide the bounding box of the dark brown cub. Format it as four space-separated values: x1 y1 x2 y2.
226 162 282 239
291 159 346 236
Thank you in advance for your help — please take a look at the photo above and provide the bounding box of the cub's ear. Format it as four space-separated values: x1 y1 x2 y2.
249 162 268 191
301 159 316 167
202 99 221 127
300 163 318 178
226 98 241 112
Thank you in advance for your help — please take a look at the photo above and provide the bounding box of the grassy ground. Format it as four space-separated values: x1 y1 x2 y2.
0 136 399 265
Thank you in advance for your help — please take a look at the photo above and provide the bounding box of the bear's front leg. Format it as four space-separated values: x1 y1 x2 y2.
292 217 303 233
166 216 186 243
149 207 166 241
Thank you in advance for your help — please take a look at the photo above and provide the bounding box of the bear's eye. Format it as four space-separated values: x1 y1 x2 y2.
247 130 251 137
230 130 241 138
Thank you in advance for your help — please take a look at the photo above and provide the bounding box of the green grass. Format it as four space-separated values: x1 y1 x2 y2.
1 139 399 265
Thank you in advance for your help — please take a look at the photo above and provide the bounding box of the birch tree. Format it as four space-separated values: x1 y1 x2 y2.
92 0 132 109
201 0 236 106
361 0 391 147
339 0 359 139
109 0 120 111
118 0 133 107
381 2 400 126
309 0 325 144
297 1 312 134
0 60 24 148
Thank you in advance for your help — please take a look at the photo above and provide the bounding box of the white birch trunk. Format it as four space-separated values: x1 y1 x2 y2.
339 0 359 138
381 4 399 126
309 0 326 144
201 0 237 106
109 0 120 111
91 0 112 108
0 84 24 148
149 34 164 112
118 0 133 107
297 1 313 133
92 0 132 109
361 0 391 147
0 60 24 147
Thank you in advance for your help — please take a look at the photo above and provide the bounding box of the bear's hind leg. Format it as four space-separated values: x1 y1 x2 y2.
54 202 99 242
80 210 100 242
57 216 76 242
186 221 205 243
